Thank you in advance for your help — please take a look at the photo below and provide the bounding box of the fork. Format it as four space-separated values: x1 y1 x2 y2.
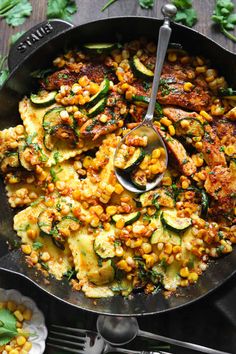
47 325 171 354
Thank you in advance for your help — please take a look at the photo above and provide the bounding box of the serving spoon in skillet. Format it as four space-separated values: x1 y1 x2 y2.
114 4 177 193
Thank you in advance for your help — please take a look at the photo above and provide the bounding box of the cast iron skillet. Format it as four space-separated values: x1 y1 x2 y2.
0 17 235 316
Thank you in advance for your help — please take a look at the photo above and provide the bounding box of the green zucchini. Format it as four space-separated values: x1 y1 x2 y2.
131 56 154 80
56 216 80 235
161 210 192 233
0 152 20 173
43 107 74 131
151 226 181 245
38 209 56 235
131 169 147 190
122 147 145 173
30 90 57 106
94 231 116 259
87 97 107 118
83 43 116 52
43 124 78 151
140 188 175 209
219 87 236 100
87 260 115 286
112 211 140 226
18 142 36 171
87 78 110 108
132 95 163 117
174 118 204 138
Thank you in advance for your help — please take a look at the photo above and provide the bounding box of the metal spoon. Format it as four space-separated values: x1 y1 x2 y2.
114 4 177 193
96 316 230 354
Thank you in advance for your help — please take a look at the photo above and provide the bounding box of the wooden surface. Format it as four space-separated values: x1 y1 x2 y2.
0 0 236 57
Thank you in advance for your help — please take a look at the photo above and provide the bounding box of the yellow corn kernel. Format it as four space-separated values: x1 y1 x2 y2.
21 244 32 255
150 164 161 174
14 310 24 322
83 156 93 169
183 82 194 92
168 125 175 136
225 145 236 156
16 336 27 346
78 76 89 87
152 148 161 159
172 245 181 254
116 218 125 229
106 206 118 216
195 141 203 151
168 52 177 62
7 301 17 312
89 82 99 95
143 254 155 268
117 260 131 272
164 243 173 255
90 217 100 228
188 272 199 282
23 342 32 351
17 304 26 313
115 246 124 257
114 183 124 194
200 110 213 122
121 83 129 91
195 156 204 167
180 119 190 129
180 279 189 287
26 229 37 241
181 180 189 189
16 320 23 328
5 345 12 351
180 267 189 278
195 66 207 74
9 350 19 354
40 252 50 262
23 308 32 321
141 242 152 254
160 117 172 127
211 104 225 116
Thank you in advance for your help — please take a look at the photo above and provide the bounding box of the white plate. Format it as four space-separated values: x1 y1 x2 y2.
0 288 47 354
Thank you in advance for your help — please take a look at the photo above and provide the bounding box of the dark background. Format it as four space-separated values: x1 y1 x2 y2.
0 1 236 354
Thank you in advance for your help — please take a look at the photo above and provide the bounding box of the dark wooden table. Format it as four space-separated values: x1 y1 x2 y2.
1 1 236 354
0 0 236 57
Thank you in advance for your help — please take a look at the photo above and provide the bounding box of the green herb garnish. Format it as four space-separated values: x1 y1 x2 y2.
171 0 198 27
212 0 236 43
0 309 18 346
32 241 43 250
10 31 25 45
0 55 9 87
47 0 77 21
0 0 32 27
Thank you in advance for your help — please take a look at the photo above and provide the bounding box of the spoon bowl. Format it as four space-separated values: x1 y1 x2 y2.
114 124 168 193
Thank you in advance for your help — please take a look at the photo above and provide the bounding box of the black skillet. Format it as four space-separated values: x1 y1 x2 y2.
0 17 235 316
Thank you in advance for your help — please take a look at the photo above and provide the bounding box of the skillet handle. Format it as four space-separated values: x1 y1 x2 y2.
8 19 74 72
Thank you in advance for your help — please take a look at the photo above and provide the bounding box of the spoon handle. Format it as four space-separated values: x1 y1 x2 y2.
138 329 230 354
145 4 176 123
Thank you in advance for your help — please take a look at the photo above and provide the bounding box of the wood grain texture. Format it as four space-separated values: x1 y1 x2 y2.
0 0 235 59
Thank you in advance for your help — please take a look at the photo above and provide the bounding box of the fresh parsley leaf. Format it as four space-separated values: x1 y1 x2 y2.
212 0 236 42
32 241 43 250
172 0 198 27
0 0 32 27
47 0 77 22
101 0 118 11
0 309 18 346
64 268 76 280
0 55 9 87
10 31 25 45
138 0 154 9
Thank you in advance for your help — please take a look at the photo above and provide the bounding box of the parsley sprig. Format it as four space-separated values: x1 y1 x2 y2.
47 0 77 22
0 55 9 87
102 0 154 12
171 0 198 27
212 0 236 42
0 0 32 27
0 309 18 345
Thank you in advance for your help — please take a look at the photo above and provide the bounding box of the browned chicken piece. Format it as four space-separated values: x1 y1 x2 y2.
202 124 227 167
158 129 196 176
225 107 236 121
163 106 201 123
204 163 236 216
80 118 118 140
41 69 78 90
213 119 236 148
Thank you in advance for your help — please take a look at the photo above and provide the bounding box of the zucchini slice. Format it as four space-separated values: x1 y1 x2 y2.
161 210 192 233
87 78 110 108
151 226 181 245
87 260 115 286
131 169 147 190
30 90 57 106
132 95 163 116
131 56 154 80
83 43 116 52
174 118 204 138
94 231 116 259
18 142 36 171
38 209 56 235
0 152 20 173
43 107 74 131
112 211 140 226
121 147 145 173
219 87 236 100
56 216 80 236
51 124 78 143
87 97 107 118
140 188 175 209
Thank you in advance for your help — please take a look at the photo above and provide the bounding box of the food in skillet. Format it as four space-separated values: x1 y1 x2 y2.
0 39 235 298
